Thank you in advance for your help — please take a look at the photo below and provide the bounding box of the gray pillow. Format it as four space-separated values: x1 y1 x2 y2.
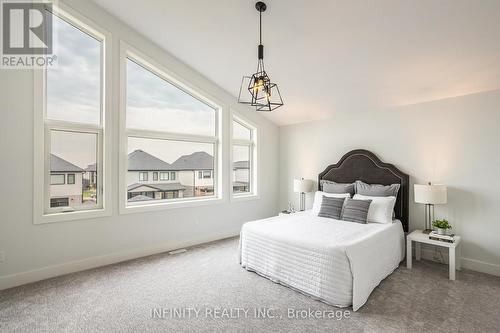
321 180 355 197
355 180 400 197
318 196 346 220
341 198 372 224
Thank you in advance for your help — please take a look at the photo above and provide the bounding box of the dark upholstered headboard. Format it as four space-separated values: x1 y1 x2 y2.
318 149 409 232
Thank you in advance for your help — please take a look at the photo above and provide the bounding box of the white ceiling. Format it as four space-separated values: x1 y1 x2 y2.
92 0 500 126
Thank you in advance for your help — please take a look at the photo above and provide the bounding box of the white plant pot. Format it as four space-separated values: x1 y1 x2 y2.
437 228 446 235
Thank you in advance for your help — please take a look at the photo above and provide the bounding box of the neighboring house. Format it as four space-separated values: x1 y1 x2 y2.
50 154 84 208
84 163 97 189
170 151 214 197
127 150 249 201
233 160 250 193
126 150 216 201
127 149 186 200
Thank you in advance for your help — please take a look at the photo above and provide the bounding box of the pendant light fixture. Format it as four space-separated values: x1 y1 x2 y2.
238 1 283 111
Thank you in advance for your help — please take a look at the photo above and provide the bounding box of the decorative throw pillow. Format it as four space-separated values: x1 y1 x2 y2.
318 196 346 220
341 198 372 224
353 194 396 224
355 180 400 197
321 180 355 197
312 191 351 215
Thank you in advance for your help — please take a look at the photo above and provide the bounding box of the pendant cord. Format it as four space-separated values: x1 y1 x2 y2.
259 10 262 45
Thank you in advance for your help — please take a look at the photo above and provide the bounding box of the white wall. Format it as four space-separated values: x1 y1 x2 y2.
280 90 500 276
178 171 195 187
50 173 83 197
0 0 279 288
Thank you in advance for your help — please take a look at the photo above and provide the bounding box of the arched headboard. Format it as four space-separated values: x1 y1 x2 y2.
318 149 409 232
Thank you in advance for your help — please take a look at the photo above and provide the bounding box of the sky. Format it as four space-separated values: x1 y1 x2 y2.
47 14 101 125
48 13 248 170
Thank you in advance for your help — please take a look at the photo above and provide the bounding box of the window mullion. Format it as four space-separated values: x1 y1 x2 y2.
232 140 252 146
45 119 102 133
126 128 216 144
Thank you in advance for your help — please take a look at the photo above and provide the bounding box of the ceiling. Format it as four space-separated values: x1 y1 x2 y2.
92 0 500 126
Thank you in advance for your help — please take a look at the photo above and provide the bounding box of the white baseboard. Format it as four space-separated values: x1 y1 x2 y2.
0 228 241 291
460 257 500 277
413 247 500 277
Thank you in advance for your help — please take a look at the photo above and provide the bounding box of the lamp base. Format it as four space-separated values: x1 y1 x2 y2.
299 192 305 211
422 229 433 234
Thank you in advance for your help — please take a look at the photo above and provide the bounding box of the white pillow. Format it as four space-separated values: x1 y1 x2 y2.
312 191 351 216
353 194 396 224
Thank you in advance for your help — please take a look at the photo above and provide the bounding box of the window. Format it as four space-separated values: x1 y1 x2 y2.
47 15 101 125
232 117 256 196
198 171 202 179
51 198 69 207
153 172 158 181
139 172 148 181
203 171 211 179
34 9 109 223
50 174 65 185
122 53 220 210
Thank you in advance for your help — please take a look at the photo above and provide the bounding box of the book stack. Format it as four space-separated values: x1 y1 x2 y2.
429 231 455 243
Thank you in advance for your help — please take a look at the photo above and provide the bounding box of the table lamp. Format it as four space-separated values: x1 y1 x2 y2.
294 178 313 211
414 183 447 234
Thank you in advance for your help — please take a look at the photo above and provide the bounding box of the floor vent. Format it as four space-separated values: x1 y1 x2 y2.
169 248 187 255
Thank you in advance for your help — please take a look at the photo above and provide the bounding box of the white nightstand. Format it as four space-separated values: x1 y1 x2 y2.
406 230 462 280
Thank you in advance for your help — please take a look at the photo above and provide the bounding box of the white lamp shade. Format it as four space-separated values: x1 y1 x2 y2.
414 184 447 204
294 179 313 193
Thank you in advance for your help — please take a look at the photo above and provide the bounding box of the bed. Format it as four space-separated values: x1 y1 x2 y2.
239 149 409 311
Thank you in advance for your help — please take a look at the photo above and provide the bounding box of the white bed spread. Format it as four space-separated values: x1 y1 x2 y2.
239 211 405 311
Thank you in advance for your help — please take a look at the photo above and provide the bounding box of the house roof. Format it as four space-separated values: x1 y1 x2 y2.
50 154 85 173
127 182 186 192
233 160 249 169
127 150 214 171
128 150 172 171
170 151 213 171
85 163 97 172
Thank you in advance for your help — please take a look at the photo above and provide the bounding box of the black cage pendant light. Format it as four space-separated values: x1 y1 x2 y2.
238 1 283 111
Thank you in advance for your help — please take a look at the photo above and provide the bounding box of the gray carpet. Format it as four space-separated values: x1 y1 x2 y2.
1 237 500 333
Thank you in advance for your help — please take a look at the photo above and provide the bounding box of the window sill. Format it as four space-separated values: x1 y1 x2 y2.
230 193 260 203
120 196 224 215
34 207 111 225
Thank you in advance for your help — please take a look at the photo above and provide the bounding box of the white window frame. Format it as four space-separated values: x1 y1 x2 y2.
119 43 224 214
33 3 112 224
159 172 169 181
50 174 65 185
139 172 148 181
230 112 259 201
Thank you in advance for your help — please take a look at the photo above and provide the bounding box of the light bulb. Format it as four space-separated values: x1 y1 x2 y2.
264 89 271 103
252 82 259 94
253 77 264 94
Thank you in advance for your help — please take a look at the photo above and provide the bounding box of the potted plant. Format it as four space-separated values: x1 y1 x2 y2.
432 219 452 235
